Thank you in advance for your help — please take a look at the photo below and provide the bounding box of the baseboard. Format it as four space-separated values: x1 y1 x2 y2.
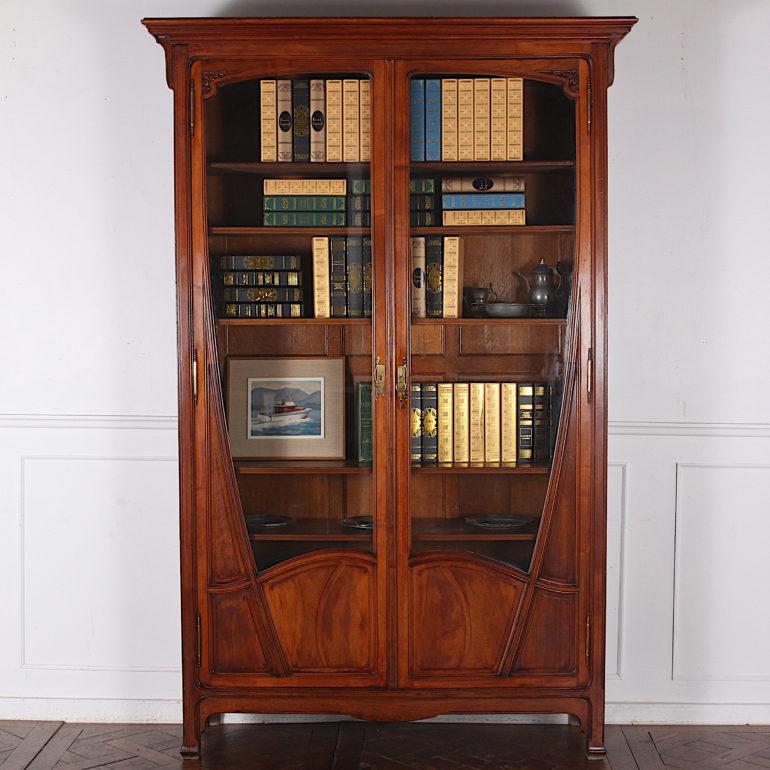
0 698 182 723
607 702 770 724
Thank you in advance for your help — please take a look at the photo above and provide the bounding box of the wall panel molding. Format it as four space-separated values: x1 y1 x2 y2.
606 462 627 681
609 421 770 438
0 414 178 431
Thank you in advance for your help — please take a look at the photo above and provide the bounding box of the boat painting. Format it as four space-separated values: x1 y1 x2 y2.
247 377 324 438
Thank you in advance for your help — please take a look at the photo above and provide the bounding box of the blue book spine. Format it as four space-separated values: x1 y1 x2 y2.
424 79 442 161
410 79 425 162
441 192 526 210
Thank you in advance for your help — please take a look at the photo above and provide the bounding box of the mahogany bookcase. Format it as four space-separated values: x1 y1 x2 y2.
143 16 635 757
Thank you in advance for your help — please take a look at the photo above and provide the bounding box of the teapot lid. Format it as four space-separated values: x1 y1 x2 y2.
532 258 551 274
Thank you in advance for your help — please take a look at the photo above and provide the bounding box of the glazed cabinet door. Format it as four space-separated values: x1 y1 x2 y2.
393 59 594 688
187 59 390 688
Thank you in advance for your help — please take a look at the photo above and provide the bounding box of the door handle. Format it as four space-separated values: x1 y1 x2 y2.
374 355 385 398
397 358 408 404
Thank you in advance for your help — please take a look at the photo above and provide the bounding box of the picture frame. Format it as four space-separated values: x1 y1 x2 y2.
227 357 345 459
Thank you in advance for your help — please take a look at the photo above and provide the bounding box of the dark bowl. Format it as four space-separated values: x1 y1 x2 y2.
484 303 532 318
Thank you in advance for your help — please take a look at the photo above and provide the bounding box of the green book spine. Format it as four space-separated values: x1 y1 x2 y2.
264 196 346 212
362 236 372 317
410 177 436 193
533 383 551 463
219 255 301 271
221 270 302 287
351 178 371 194
263 212 346 227
347 194 371 211
424 236 443 318
410 193 436 211
356 382 373 465
421 383 438 464
222 287 303 303
349 211 371 227
330 236 347 317
222 303 304 319
410 383 422 464
517 383 534 463
292 79 310 162
346 235 364 317
410 211 437 227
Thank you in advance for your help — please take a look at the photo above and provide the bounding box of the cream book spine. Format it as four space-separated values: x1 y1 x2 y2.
359 79 371 162
410 236 427 318
441 236 464 319
473 78 490 161
437 383 454 463
342 79 360 163
484 382 501 463
469 382 485 463
441 78 458 161
309 79 326 162
490 78 507 161
457 79 475 161
453 383 470 464
326 79 343 162
276 79 293 162
506 77 524 161
501 382 518 463
443 209 526 226
312 237 331 318
259 80 277 162
263 178 347 196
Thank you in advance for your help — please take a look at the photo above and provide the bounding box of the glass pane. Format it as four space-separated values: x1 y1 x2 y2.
407 74 576 571
205 74 375 571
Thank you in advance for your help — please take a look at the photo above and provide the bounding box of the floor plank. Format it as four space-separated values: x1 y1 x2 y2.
0 722 63 770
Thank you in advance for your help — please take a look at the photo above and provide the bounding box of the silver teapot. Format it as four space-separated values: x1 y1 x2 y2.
515 259 561 315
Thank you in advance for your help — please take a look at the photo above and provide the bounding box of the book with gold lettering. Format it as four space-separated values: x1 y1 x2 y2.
490 78 507 161
517 383 534 462
501 382 518 463
453 383 470 463
484 382 501 463
473 78 490 161
441 175 525 193
411 236 426 318
343 79 360 163
410 382 422 464
309 79 326 162
506 77 524 161
425 236 443 318
259 80 277 162
311 237 330 318
441 78 458 161
292 79 310 162
443 209 526 226
437 383 454 463
441 236 464 319
276 79 293 162
469 382 485 463
359 79 371 162
326 79 343 162
263 178 347 196
457 79 474 161
220 255 301 271
421 383 438 464
533 383 551 463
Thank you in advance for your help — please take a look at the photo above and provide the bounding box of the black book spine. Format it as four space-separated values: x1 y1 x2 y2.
533 383 551 463
410 383 422 465
221 270 303 287
410 211 437 227
222 287 303 303
424 236 443 318
330 236 347 317
349 211 371 227
421 383 438 464
292 80 311 162
219 255 301 271
410 193 436 211
346 235 364 317
517 383 534 463
362 236 373 317
347 194 371 212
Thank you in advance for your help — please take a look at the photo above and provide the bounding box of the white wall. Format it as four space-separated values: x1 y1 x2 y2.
2 0 769 724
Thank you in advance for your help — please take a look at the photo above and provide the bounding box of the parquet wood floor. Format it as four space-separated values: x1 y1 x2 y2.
1 721 769 769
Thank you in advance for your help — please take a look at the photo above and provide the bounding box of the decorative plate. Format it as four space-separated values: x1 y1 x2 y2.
245 514 294 529
342 515 374 530
463 514 537 531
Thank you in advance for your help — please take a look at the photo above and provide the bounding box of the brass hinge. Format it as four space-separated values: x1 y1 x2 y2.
374 355 385 398
586 347 593 403
587 77 593 134
192 348 199 406
586 613 591 662
195 611 202 666
189 80 195 136
396 358 408 404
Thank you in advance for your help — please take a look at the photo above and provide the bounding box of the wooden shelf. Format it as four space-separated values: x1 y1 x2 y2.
236 460 372 475
411 317 566 326
412 463 550 475
411 160 574 173
410 225 574 236
210 226 369 236
412 517 538 541
218 318 371 327
247 518 372 541
208 161 369 176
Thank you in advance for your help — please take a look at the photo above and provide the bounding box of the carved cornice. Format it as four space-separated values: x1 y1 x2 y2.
201 70 227 97
537 67 579 97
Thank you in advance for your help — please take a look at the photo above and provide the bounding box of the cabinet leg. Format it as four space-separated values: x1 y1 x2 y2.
586 713 606 759
181 712 201 759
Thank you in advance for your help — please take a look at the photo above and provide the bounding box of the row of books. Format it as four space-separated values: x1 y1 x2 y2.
259 78 370 163
411 175 526 227
217 255 306 318
411 77 524 162
261 178 370 227
312 236 372 318
410 236 464 318
411 382 552 465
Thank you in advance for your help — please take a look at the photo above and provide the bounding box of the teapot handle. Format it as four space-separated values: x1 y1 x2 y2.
551 267 562 291
487 283 498 303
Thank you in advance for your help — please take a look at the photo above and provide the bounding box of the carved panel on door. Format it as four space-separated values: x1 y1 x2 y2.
210 589 273 674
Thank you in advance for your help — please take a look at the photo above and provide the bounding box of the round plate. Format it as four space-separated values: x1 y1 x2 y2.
463 514 537 531
342 515 374 530
245 514 294 529
484 303 533 318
